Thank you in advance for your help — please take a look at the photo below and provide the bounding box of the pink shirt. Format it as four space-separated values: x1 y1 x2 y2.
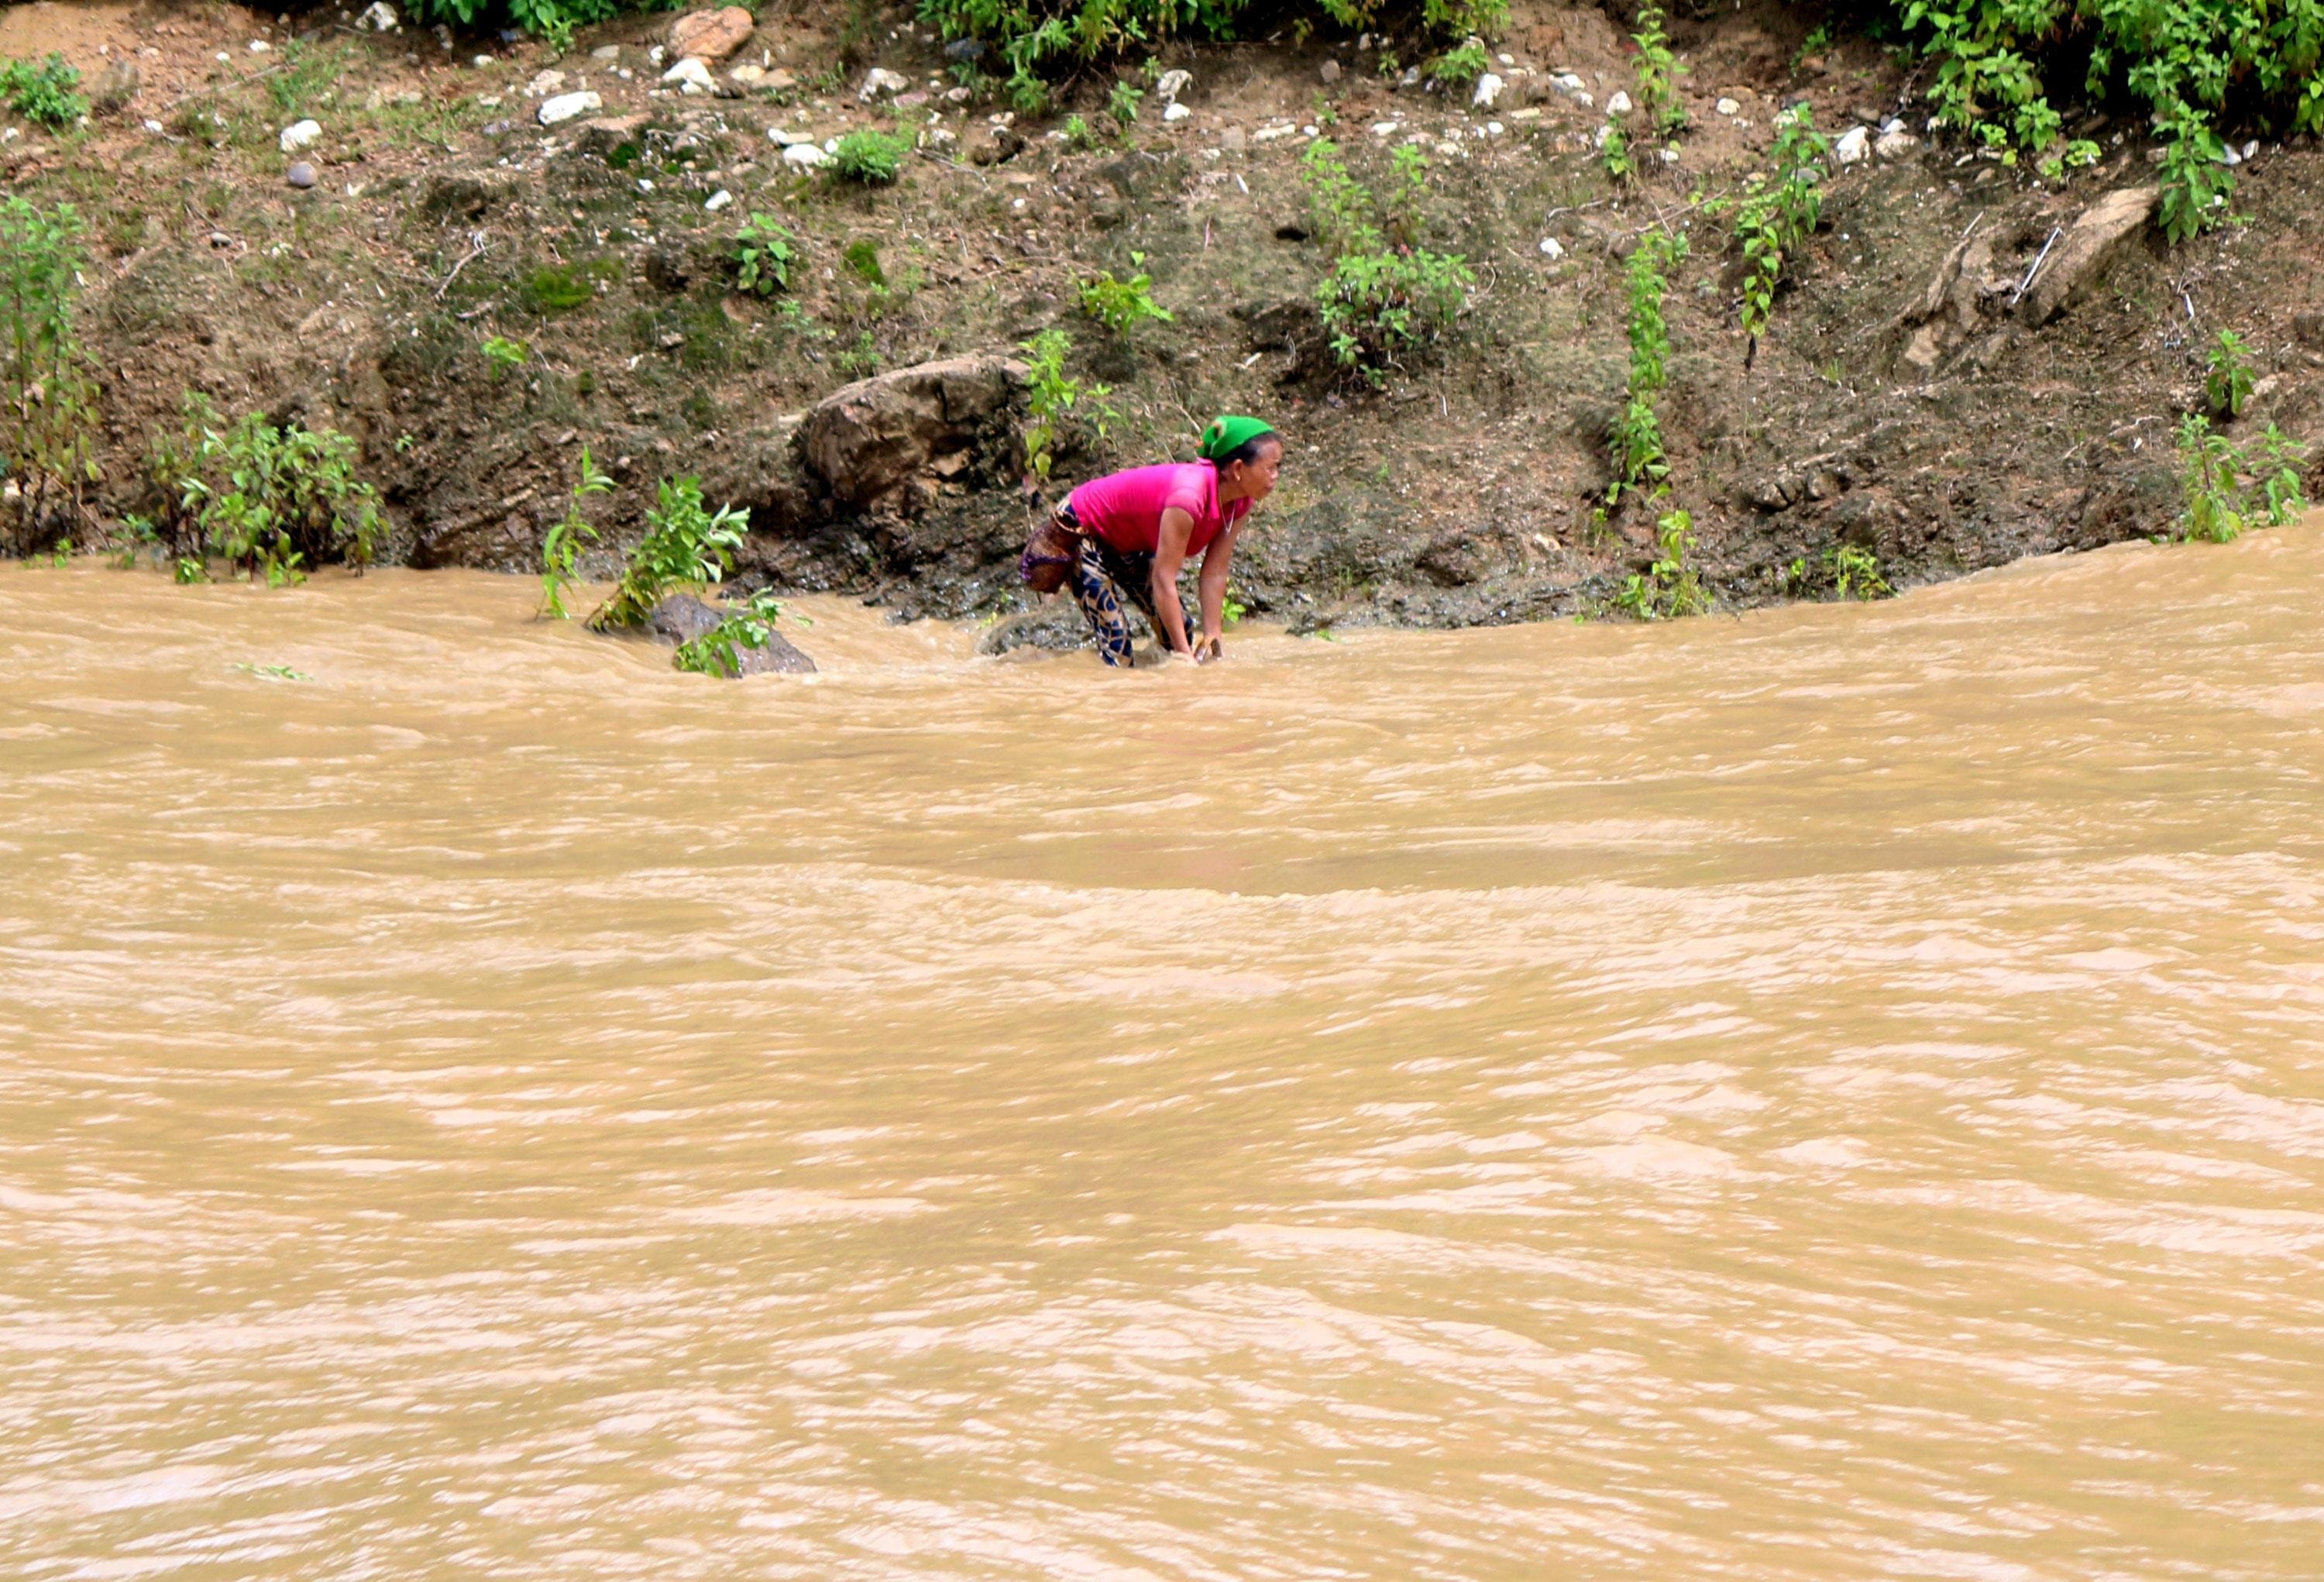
1068 463 1249 557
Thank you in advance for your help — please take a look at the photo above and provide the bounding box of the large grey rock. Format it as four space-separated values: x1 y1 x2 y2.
800 355 1026 509
2020 186 2158 325
647 593 817 675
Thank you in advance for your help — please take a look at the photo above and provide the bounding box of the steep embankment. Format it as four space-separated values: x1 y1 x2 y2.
6 0 2322 635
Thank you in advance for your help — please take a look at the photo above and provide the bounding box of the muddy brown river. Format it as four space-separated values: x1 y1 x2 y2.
5 531 2323 1579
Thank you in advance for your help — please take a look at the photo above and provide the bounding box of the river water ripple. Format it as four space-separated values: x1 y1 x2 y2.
3 531 2322 1578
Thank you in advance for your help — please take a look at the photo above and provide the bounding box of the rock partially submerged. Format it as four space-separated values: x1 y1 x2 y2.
645 593 817 675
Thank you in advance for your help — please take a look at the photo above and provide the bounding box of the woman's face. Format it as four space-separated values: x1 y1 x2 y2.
1234 440 1284 505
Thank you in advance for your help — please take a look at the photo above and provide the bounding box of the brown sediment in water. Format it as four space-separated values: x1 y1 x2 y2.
3 527 2323 1576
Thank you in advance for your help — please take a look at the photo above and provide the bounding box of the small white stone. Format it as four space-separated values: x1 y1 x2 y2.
638 177 654 191
1717 96 1741 115
1370 120 1400 136
664 57 714 94
248 40 271 53
278 118 321 153
2222 143 2241 167
471 54 493 68
526 69 565 97
648 43 665 66
2243 139 2260 160
858 67 907 100
1538 236 1565 259
143 117 164 133
705 189 732 211
728 63 765 84
1471 71 1503 108
1163 101 1190 122
1607 90 1632 117
1497 52 1514 66
782 141 827 169
1875 129 1918 159
536 91 601 126
1486 120 1503 136
590 45 621 61
1660 146 1680 164
355 1 397 31
1834 125 1870 165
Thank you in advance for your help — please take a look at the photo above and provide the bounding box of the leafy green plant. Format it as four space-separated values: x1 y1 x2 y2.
1298 139 1472 386
1601 120 1635 184
481 335 529 380
1609 229 1685 507
1827 543 1893 600
1 53 88 129
232 662 311 681
1019 327 1115 480
1731 105 1828 346
1106 78 1143 128
1612 508 1711 621
672 589 791 677
2178 414 2308 542
523 262 602 315
2204 328 2254 421
1428 39 1490 91
1062 112 1097 150
734 214 797 297
830 128 910 184
842 238 886 287
0 196 97 557
404 0 651 46
539 445 611 620
589 476 746 631
1791 22 1833 72
150 394 383 586
1078 257 1174 335
1631 3 1687 138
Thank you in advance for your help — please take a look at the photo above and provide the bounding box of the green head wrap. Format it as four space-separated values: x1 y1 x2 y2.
1197 414 1277 463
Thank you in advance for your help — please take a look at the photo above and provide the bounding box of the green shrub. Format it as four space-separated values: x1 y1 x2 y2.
2178 414 2308 542
1612 508 1711 621
0 196 96 556
672 589 790 677
402 0 658 50
1631 3 1686 139
589 476 746 631
734 214 797 296
1875 0 2324 243
1077 257 1173 335
830 128 910 184
538 445 610 620
152 394 383 586
1600 120 1635 184
1428 39 1490 91
1019 327 1115 480
523 262 600 315
1298 139 1471 385
2205 328 2254 420
1729 105 1828 345
916 0 1504 112
1 53 88 129
481 335 529 380
1609 229 1684 507
1106 79 1143 128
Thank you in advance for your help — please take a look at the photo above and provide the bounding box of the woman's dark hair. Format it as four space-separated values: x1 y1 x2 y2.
1212 432 1281 470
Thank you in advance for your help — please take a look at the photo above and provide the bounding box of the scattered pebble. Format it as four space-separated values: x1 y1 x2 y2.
471 54 493 68
1370 120 1400 136
356 1 397 31
1606 89 1631 116
537 90 602 126
1834 125 1870 164
526 69 565 97
782 141 827 169
278 118 321 153
248 40 270 53
858 67 907 100
1471 72 1503 109
590 45 621 62
1538 236 1564 259
663 57 714 94
1163 102 1190 123
1716 96 1741 115
286 161 316 188
705 188 732 211
1318 60 1340 85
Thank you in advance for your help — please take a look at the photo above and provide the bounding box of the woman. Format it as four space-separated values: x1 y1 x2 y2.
1023 416 1283 667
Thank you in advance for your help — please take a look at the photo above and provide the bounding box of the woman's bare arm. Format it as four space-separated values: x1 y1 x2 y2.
1150 507 1197 655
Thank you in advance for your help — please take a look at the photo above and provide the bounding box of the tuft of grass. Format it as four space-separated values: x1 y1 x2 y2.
830 129 910 184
